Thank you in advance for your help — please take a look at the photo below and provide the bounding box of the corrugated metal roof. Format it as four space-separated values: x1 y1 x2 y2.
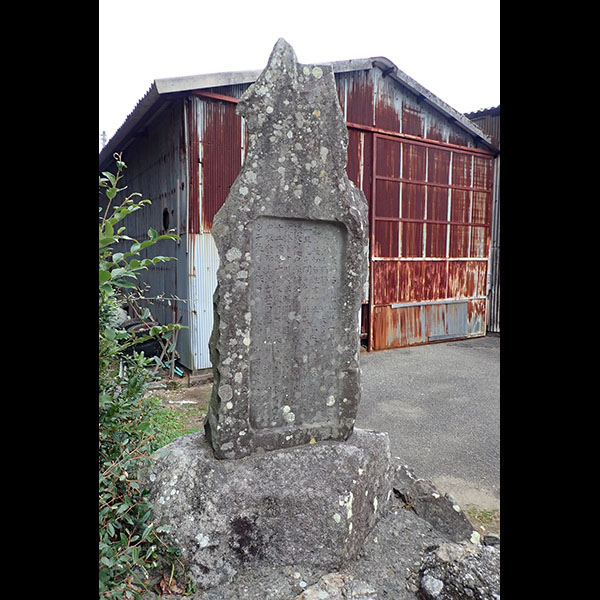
100 56 498 168
464 105 500 118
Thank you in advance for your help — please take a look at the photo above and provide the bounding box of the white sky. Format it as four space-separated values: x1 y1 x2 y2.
99 0 499 151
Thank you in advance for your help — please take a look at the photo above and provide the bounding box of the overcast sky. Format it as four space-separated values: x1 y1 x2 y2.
99 0 499 151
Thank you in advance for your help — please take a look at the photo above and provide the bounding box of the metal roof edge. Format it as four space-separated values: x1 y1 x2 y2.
99 82 161 168
100 56 498 166
369 57 498 153
465 105 500 118
154 69 263 94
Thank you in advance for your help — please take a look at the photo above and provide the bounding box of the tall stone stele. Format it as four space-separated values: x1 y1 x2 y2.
205 38 369 459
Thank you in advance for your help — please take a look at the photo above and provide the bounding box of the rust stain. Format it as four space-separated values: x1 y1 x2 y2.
423 261 448 301
201 100 242 231
376 136 401 179
398 261 424 303
401 220 423 257
375 180 400 217
346 73 374 127
402 103 424 137
372 261 399 305
374 220 399 258
425 122 444 142
375 97 400 133
448 261 468 298
186 102 200 234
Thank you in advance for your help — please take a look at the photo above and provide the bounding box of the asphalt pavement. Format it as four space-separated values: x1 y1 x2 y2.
356 334 500 512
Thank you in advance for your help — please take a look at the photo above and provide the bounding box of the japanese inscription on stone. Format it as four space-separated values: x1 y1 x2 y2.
249 217 346 431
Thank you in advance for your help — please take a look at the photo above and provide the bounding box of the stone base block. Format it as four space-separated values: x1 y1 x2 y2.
143 428 391 589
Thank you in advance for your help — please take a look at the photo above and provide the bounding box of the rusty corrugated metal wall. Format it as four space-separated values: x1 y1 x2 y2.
336 68 495 350
103 66 497 371
183 89 248 369
181 68 497 364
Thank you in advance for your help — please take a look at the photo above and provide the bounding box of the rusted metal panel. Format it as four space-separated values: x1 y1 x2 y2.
375 136 401 179
375 180 400 217
447 260 468 298
372 305 424 350
425 222 447 257
342 70 374 127
196 97 243 232
186 98 201 234
423 261 448 301
427 147 451 185
398 261 424 303
467 298 487 336
374 220 399 257
373 68 401 133
372 261 398 305
402 102 424 137
369 127 494 350
402 142 426 181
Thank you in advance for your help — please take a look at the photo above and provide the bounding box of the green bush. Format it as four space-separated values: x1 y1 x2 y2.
99 154 184 598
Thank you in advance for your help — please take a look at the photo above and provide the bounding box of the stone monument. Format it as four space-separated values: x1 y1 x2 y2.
144 39 392 589
205 37 370 460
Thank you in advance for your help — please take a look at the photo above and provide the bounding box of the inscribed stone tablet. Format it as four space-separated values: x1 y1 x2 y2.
204 38 369 459
249 217 346 431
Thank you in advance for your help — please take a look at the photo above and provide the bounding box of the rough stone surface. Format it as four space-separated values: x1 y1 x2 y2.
392 462 478 543
143 428 391 589
140 494 499 600
417 541 500 600
293 573 377 599
205 38 369 459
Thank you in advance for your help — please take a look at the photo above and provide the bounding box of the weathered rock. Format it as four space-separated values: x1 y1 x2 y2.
139 505 484 600
417 541 500 600
143 428 391 589
293 572 377 599
392 463 478 543
205 37 369 459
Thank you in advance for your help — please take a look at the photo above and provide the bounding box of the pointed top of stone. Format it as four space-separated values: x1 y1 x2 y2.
235 38 348 174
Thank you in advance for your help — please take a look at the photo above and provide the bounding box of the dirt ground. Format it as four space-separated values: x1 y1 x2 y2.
149 374 499 536
150 375 212 433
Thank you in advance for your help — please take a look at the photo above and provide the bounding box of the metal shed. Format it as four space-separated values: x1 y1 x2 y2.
99 56 499 372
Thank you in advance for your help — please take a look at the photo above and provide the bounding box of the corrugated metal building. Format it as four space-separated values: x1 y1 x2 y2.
99 57 499 372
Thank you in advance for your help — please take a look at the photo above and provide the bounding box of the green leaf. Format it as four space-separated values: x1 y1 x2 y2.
100 556 114 568
101 171 116 186
106 187 117 201
104 221 114 239
113 280 138 289
99 270 111 284
99 236 115 249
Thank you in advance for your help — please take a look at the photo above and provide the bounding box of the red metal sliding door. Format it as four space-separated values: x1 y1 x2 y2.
369 133 494 351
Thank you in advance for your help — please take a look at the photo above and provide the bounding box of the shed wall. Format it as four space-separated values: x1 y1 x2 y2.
102 102 190 347
103 66 497 370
